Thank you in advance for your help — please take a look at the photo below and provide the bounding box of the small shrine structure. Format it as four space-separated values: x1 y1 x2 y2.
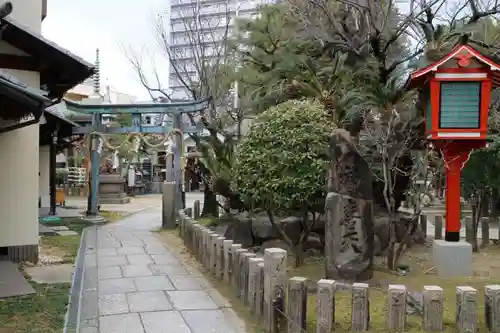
407 41 500 276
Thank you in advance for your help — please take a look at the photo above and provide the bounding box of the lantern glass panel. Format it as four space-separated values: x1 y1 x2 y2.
439 81 481 129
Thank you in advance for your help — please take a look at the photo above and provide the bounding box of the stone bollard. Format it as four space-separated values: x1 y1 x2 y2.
351 283 369 332
263 248 287 333
186 207 193 218
420 214 428 236
456 286 477 333
465 216 475 244
192 224 201 258
193 200 201 219
387 285 406 331
240 252 256 303
209 234 219 275
485 285 500 332
481 217 490 246
229 244 242 286
434 215 443 240
255 262 265 318
423 286 444 332
161 182 176 229
248 257 264 311
233 248 248 296
215 236 225 280
204 230 215 269
222 240 234 283
316 279 336 333
286 277 308 333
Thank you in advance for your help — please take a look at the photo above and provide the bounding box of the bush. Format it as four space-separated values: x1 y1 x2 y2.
233 99 335 213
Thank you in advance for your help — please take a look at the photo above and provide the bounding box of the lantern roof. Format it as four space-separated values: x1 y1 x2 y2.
407 43 500 89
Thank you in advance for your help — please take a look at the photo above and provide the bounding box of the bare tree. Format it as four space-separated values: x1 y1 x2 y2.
126 1 248 216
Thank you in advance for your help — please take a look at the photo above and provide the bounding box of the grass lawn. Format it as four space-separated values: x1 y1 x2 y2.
0 217 92 332
0 282 71 333
99 210 131 222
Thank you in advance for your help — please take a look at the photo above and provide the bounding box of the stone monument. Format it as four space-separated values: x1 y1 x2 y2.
324 129 374 281
98 161 130 204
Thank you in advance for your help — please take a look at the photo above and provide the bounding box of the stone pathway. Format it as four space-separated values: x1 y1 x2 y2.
79 202 246 333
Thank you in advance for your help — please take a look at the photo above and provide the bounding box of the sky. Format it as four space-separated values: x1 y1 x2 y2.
42 0 171 100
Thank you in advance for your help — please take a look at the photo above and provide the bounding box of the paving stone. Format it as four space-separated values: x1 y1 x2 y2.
150 254 179 265
126 254 153 265
86 255 97 268
145 245 170 255
98 293 129 316
49 226 69 231
80 327 99 333
121 240 144 247
167 291 219 310
84 266 98 290
98 255 128 267
127 291 173 312
134 276 175 291
121 265 153 278
81 290 98 320
98 278 137 295
98 266 122 280
141 311 192 333
98 240 121 249
25 264 74 284
99 313 145 333
149 264 189 276
169 275 204 290
98 248 118 257
181 310 238 333
116 246 146 255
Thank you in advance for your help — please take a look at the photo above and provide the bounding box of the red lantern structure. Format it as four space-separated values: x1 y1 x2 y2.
408 43 500 242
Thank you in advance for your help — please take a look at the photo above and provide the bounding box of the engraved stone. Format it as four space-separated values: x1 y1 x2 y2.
230 244 242 286
287 277 308 333
263 248 287 333
248 257 264 311
210 234 219 275
485 285 500 332
233 248 248 294
423 285 444 332
240 252 256 302
215 236 225 280
255 262 265 318
456 286 477 333
223 240 234 283
316 279 336 333
387 285 406 331
351 282 369 332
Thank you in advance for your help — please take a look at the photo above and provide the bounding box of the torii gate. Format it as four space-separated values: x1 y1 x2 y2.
64 97 210 216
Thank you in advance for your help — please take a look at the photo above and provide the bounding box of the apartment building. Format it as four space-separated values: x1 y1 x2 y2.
168 0 274 100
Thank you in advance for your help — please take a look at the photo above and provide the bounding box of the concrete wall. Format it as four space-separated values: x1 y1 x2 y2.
0 0 42 259
39 146 50 208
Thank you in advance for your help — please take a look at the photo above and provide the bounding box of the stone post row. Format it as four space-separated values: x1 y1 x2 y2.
286 277 308 333
193 200 200 219
222 240 233 284
240 252 256 302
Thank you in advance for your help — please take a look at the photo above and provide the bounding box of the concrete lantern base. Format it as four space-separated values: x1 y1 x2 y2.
432 239 472 278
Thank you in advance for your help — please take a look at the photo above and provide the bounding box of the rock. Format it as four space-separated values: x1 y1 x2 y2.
251 215 303 244
373 216 390 253
25 264 74 284
305 233 323 251
258 239 291 254
223 216 254 248
373 234 382 256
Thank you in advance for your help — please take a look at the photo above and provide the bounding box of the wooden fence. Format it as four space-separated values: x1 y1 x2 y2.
179 204 500 333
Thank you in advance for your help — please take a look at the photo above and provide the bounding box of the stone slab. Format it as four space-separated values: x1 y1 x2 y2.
169 275 204 290
98 255 128 267
25 264 74 284
140 311 191 333
56 230 79 236
181 309 238 333
98 293 129 316
126 254 153 265
39 224 56 236
99 313 144 333
149 264 189 276
134 276 175 291
116 246 146 255
432 240 472 277
127 291 173 312
98 266 122 280
167 290 219 310
121 265 153 278
0 262 35 298
49 226 70 231
98 278 137 295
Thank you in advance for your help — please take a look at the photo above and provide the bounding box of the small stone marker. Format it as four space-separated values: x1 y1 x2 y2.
387 285 406 331
255 262 265 317
204 230 215 268
465 217 474 244
240 252 256 302
263 248 287 333
434 215 443 240
248 257 264 310
423 285 444 332
56 230 79 236
420 214 427 235
233 248 248 296
287 277 308 333
209 234 219 274
481 217 490 245
185 207 193 218
215 236 225 279
230 244 242 285
222 240 233 283
193 200 200 219
351 283 369 332
456 286 477 333
316 279 336 333
485 285 500 332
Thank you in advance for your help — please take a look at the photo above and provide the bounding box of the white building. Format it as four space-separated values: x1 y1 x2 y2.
168 0 273 100
0 0 93 262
